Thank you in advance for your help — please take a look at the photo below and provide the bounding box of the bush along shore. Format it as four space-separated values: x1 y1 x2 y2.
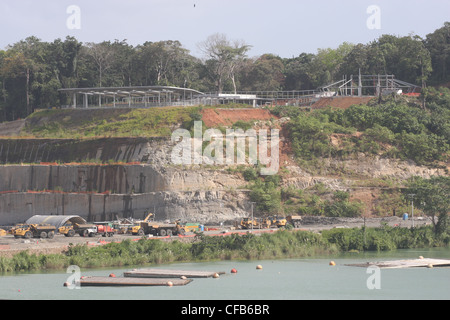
0 226 449 273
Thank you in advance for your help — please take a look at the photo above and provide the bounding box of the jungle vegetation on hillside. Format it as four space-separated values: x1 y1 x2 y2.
1 22 450 121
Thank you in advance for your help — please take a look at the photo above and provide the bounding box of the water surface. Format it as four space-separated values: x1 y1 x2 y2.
1 247 448 300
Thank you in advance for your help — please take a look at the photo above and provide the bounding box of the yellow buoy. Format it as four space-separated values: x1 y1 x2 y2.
213 273 220 278
329 261 336 266
427 264 433 268
167 281 174 287
256 265 263 270
419 256 424 259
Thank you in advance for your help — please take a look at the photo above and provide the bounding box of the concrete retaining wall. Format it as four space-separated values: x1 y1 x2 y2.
0 164 166 194
0 191 250 226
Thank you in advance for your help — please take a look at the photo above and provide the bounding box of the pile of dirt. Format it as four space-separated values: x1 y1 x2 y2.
311 96 374 109
201 108 277 127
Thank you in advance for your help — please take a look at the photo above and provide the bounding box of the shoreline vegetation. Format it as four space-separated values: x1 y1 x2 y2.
0 225 448 273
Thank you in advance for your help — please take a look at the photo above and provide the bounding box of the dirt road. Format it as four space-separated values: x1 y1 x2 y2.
0 216 432 258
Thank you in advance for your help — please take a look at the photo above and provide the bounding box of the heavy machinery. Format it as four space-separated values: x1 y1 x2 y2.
13 224 56 239
95 224 116 237
239 217 272 229
59 223 97 237
271 216 287 228
130 213 154 236
59 223 115 237
131 216 186 237
286 215 302 228
268 215 302 228
239 218 258 229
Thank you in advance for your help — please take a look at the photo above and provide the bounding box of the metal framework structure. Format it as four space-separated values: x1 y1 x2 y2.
318 73 420 97
58 86 205 108
58 74 420 109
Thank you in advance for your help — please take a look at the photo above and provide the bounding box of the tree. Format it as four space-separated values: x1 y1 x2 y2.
406 176 449 235
84 41 115 87
283 53 315 90
241 54 284 91
425 22 450 84
198 33 250 93
0 50 30 119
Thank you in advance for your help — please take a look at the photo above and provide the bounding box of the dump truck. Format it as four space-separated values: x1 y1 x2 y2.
59 223 98 237
132 219 185 237
59 223 115 237
286 215 302 228
95 224 116 237
13 224 56 239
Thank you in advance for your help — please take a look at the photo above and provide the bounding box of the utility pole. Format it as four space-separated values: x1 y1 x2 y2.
408 194 416 228
250 202 256 233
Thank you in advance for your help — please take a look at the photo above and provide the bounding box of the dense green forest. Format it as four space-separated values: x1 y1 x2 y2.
1 22 449 122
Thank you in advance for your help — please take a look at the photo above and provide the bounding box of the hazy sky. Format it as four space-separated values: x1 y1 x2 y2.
1 0 449 58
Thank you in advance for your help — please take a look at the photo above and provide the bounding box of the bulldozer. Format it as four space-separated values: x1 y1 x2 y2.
14 224 56 239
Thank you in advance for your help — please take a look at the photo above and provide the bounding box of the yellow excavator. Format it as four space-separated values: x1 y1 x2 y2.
130 213 154 236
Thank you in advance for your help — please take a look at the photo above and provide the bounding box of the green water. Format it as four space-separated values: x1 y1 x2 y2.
0 247 449 300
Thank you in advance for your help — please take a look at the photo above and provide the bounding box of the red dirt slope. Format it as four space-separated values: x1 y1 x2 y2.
201 108 277 127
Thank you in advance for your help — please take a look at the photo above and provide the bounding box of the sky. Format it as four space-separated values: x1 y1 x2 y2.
0 0 449 58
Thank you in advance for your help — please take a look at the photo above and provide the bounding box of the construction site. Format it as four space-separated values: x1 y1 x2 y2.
57 73 420 109
0 72 441 258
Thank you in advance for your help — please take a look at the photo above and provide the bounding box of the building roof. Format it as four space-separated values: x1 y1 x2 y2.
25 215 87 229
58 85 204 97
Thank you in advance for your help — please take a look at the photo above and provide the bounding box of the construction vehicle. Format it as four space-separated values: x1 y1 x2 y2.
95 224 116 237
13 224 56 239
59 223 115 237
259 217 272 229
268 215 302 228
239 218 258 229
286 215 302 228
59 223 97 237
239 217 272 229
131 217 186 237
130 212 154 236
183 223 201 233
271 216 287 228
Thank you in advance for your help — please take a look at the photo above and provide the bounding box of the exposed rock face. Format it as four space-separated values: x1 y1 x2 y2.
0 137 250 225
0 136 446 225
